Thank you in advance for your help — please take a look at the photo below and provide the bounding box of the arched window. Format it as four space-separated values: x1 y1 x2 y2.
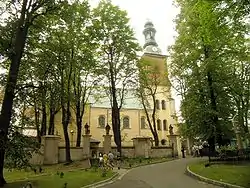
162 100 166 110
141 116 146 129
123 116 130 129
156 100 160 110
163 120 167 131
98 115 105 128
157 119 161 130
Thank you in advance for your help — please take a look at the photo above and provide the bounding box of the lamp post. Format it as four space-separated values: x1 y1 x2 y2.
70 130 74 147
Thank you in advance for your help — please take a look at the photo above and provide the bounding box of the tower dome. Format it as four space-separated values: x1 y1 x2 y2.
143 20 162 54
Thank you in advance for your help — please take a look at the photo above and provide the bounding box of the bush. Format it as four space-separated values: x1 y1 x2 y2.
3 130 40 170
217 145 238 158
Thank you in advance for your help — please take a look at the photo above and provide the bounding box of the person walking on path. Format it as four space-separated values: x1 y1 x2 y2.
108 151 114 169
103 153 108 167
99 152 104 167
199 144 203 157
181 145 185 158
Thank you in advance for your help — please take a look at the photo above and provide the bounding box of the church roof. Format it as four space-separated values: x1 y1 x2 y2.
89 89 144 110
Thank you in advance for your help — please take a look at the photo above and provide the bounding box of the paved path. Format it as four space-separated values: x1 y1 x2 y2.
99 158 221 188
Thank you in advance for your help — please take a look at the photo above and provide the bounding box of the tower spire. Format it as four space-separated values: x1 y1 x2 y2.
142 20 161 54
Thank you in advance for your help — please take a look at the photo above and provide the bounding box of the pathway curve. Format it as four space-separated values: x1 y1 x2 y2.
99 158 221 188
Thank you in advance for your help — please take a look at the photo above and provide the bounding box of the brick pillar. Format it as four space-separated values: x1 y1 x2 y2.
133 137 151 158
82 135 91 158
103 135 112 154
42 135 60 165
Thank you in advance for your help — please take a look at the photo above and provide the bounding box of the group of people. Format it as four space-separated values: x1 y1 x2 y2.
192 144 204 157
98 151 121 169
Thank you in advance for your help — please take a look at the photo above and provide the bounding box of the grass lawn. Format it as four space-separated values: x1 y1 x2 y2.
121 157 174 169
189 162 250 187
3 161 115 188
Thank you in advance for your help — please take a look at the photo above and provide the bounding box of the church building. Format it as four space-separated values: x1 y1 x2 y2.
53 21 179 147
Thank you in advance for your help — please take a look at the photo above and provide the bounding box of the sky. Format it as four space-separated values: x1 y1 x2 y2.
90 0 181 114
90 0 179 54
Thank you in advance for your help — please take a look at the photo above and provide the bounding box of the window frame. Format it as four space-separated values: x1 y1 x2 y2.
98 115 106 128
163 119 167 131
156 99 160 110
157 119 161 130
161 100 166 110
140 116 146 129
123 116 130 129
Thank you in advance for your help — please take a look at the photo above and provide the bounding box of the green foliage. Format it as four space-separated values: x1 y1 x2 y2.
170 0 250 143
4 130 40 170
91 0 140 149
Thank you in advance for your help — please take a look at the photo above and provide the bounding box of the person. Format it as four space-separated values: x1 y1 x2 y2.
99 152 104 167
108 151 114 168
103 153 108 167
199 144 203 157
181 145 185 158
192 145 199 157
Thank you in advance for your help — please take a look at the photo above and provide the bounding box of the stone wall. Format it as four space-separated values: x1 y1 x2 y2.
29 152 43 165
111 146 135 158
29 135 175 165
58 147 83 162
150 147 173 158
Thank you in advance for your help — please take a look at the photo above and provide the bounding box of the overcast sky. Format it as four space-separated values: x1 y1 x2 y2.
90 0 179 55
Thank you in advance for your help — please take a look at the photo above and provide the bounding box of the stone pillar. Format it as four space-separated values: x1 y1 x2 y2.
42 135 60 165
168 135 179 157
82 135 91 158
103 135 112 154
133 137 151 158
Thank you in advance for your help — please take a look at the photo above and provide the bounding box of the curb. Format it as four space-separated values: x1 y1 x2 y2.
122 158 177 169
186 165 246 188
81 172 119 188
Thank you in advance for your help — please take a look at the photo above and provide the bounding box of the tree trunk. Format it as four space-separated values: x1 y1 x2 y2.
76 122 82 147
62 106 71 162
204 44 220 151
35 105 41 143
48 107 55 135
0 0 29 185
63 122 71 162
153 132 159 146
0 150 6 186
76 103 82 147
41 101 47 136
112 104 122 154
140 88 159 147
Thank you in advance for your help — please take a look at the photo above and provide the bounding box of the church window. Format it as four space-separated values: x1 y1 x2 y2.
98 115 105 128
123 116 130 129
162 100 166 110
141 116 146 129
157 119 161 130
156 100 160 110
163 120 167 131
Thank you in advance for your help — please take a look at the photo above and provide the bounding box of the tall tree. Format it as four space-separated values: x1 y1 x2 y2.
92 0 139 154
0 0 60 185
136 58 170 146
169 0 249 152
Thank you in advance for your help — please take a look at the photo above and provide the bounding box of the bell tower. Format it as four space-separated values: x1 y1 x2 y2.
143 20 162 54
